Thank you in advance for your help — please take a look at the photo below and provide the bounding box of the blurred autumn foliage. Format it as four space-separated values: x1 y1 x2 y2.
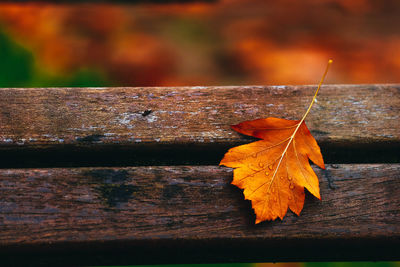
0 0 399 87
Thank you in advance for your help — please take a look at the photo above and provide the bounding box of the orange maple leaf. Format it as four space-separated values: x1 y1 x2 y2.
220 60 332 223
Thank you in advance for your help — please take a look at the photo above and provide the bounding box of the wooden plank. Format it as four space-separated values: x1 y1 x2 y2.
0 84 399 167
0 84 398 147
1 164 399 265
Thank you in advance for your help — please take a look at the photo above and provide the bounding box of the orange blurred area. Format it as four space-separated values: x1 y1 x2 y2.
0 0 399 86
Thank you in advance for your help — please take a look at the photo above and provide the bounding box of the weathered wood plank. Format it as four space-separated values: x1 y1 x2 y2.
1 84 399 167
1 164 399 264
0 84 398 147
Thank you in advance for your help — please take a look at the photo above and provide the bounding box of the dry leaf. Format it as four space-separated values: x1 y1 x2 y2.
220 118 324 223
220 60 332 223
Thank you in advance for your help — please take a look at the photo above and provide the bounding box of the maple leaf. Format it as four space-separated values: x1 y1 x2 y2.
220 60 332 223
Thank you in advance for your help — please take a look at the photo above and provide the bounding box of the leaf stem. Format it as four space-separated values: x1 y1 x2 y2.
266 59 332 191
300 59 332 124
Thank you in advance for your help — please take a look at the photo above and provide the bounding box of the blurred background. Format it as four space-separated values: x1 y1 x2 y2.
0 0 400 88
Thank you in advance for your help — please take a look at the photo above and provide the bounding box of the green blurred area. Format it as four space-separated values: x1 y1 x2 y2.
0 31 109 87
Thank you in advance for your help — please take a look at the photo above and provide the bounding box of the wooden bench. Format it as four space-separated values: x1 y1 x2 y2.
0 84 399 266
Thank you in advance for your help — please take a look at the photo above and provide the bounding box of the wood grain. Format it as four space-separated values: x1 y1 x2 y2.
1 84 399 167
0 164 399 264
0 84 399 147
